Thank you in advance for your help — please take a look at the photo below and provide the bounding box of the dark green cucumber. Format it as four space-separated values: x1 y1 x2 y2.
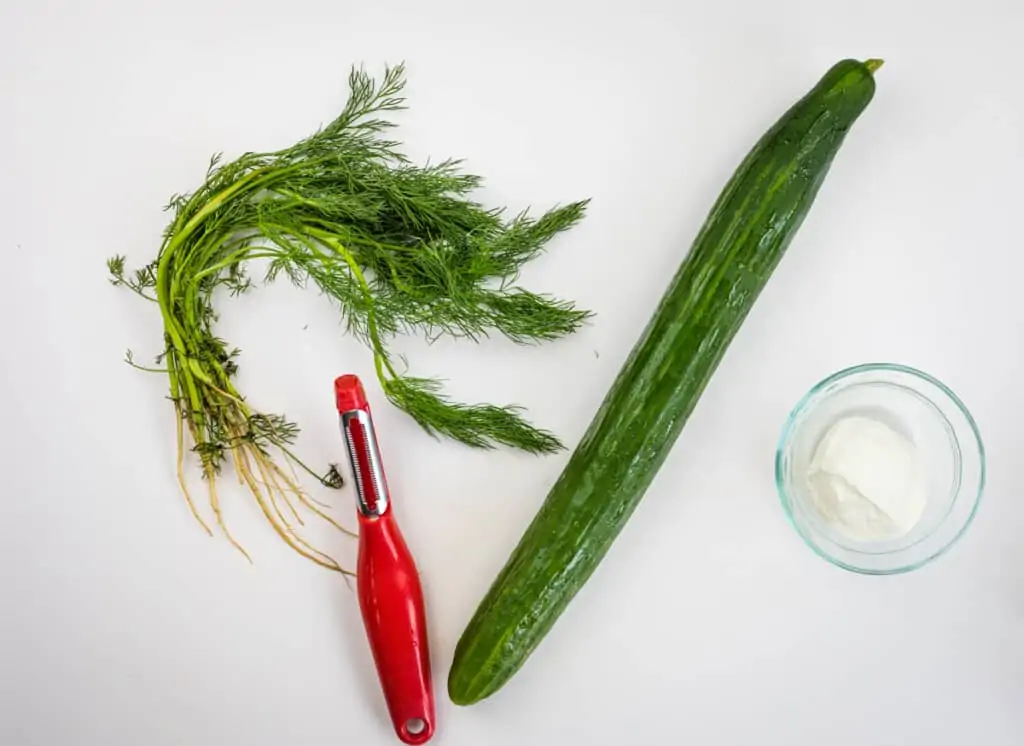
448 58 881 705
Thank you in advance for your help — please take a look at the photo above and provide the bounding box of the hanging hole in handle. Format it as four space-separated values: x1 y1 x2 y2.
401 718 431 742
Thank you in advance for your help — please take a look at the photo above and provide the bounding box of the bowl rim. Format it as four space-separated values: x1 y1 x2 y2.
775 362 987 575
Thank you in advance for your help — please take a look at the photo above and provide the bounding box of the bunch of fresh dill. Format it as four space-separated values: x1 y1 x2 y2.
108 63 590 572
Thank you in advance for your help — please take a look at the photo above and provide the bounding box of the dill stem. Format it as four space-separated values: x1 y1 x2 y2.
191 250 279 282
156 165 293 356
303 226 400 386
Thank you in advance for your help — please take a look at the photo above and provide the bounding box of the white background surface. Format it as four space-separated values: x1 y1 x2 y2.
3 1 1022 744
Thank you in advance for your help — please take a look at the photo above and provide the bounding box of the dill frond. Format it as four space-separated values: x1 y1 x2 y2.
110 62 590 571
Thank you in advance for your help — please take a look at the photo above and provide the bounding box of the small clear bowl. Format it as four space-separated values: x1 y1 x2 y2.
775 363 985 575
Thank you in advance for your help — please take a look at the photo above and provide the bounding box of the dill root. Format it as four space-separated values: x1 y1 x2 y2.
108 63 591 572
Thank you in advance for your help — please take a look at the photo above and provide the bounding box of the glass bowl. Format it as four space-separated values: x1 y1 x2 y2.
775 363 985 575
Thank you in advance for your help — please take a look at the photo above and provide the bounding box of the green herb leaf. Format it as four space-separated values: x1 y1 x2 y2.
110 63 589 570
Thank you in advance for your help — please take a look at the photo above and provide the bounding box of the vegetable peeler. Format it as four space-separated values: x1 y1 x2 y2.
335 374 435 744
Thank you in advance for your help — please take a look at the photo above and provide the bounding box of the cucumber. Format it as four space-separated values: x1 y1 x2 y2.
448 58 881 705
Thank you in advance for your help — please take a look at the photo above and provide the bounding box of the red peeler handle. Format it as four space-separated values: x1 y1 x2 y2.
357 511 434 743
336 375 435 744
